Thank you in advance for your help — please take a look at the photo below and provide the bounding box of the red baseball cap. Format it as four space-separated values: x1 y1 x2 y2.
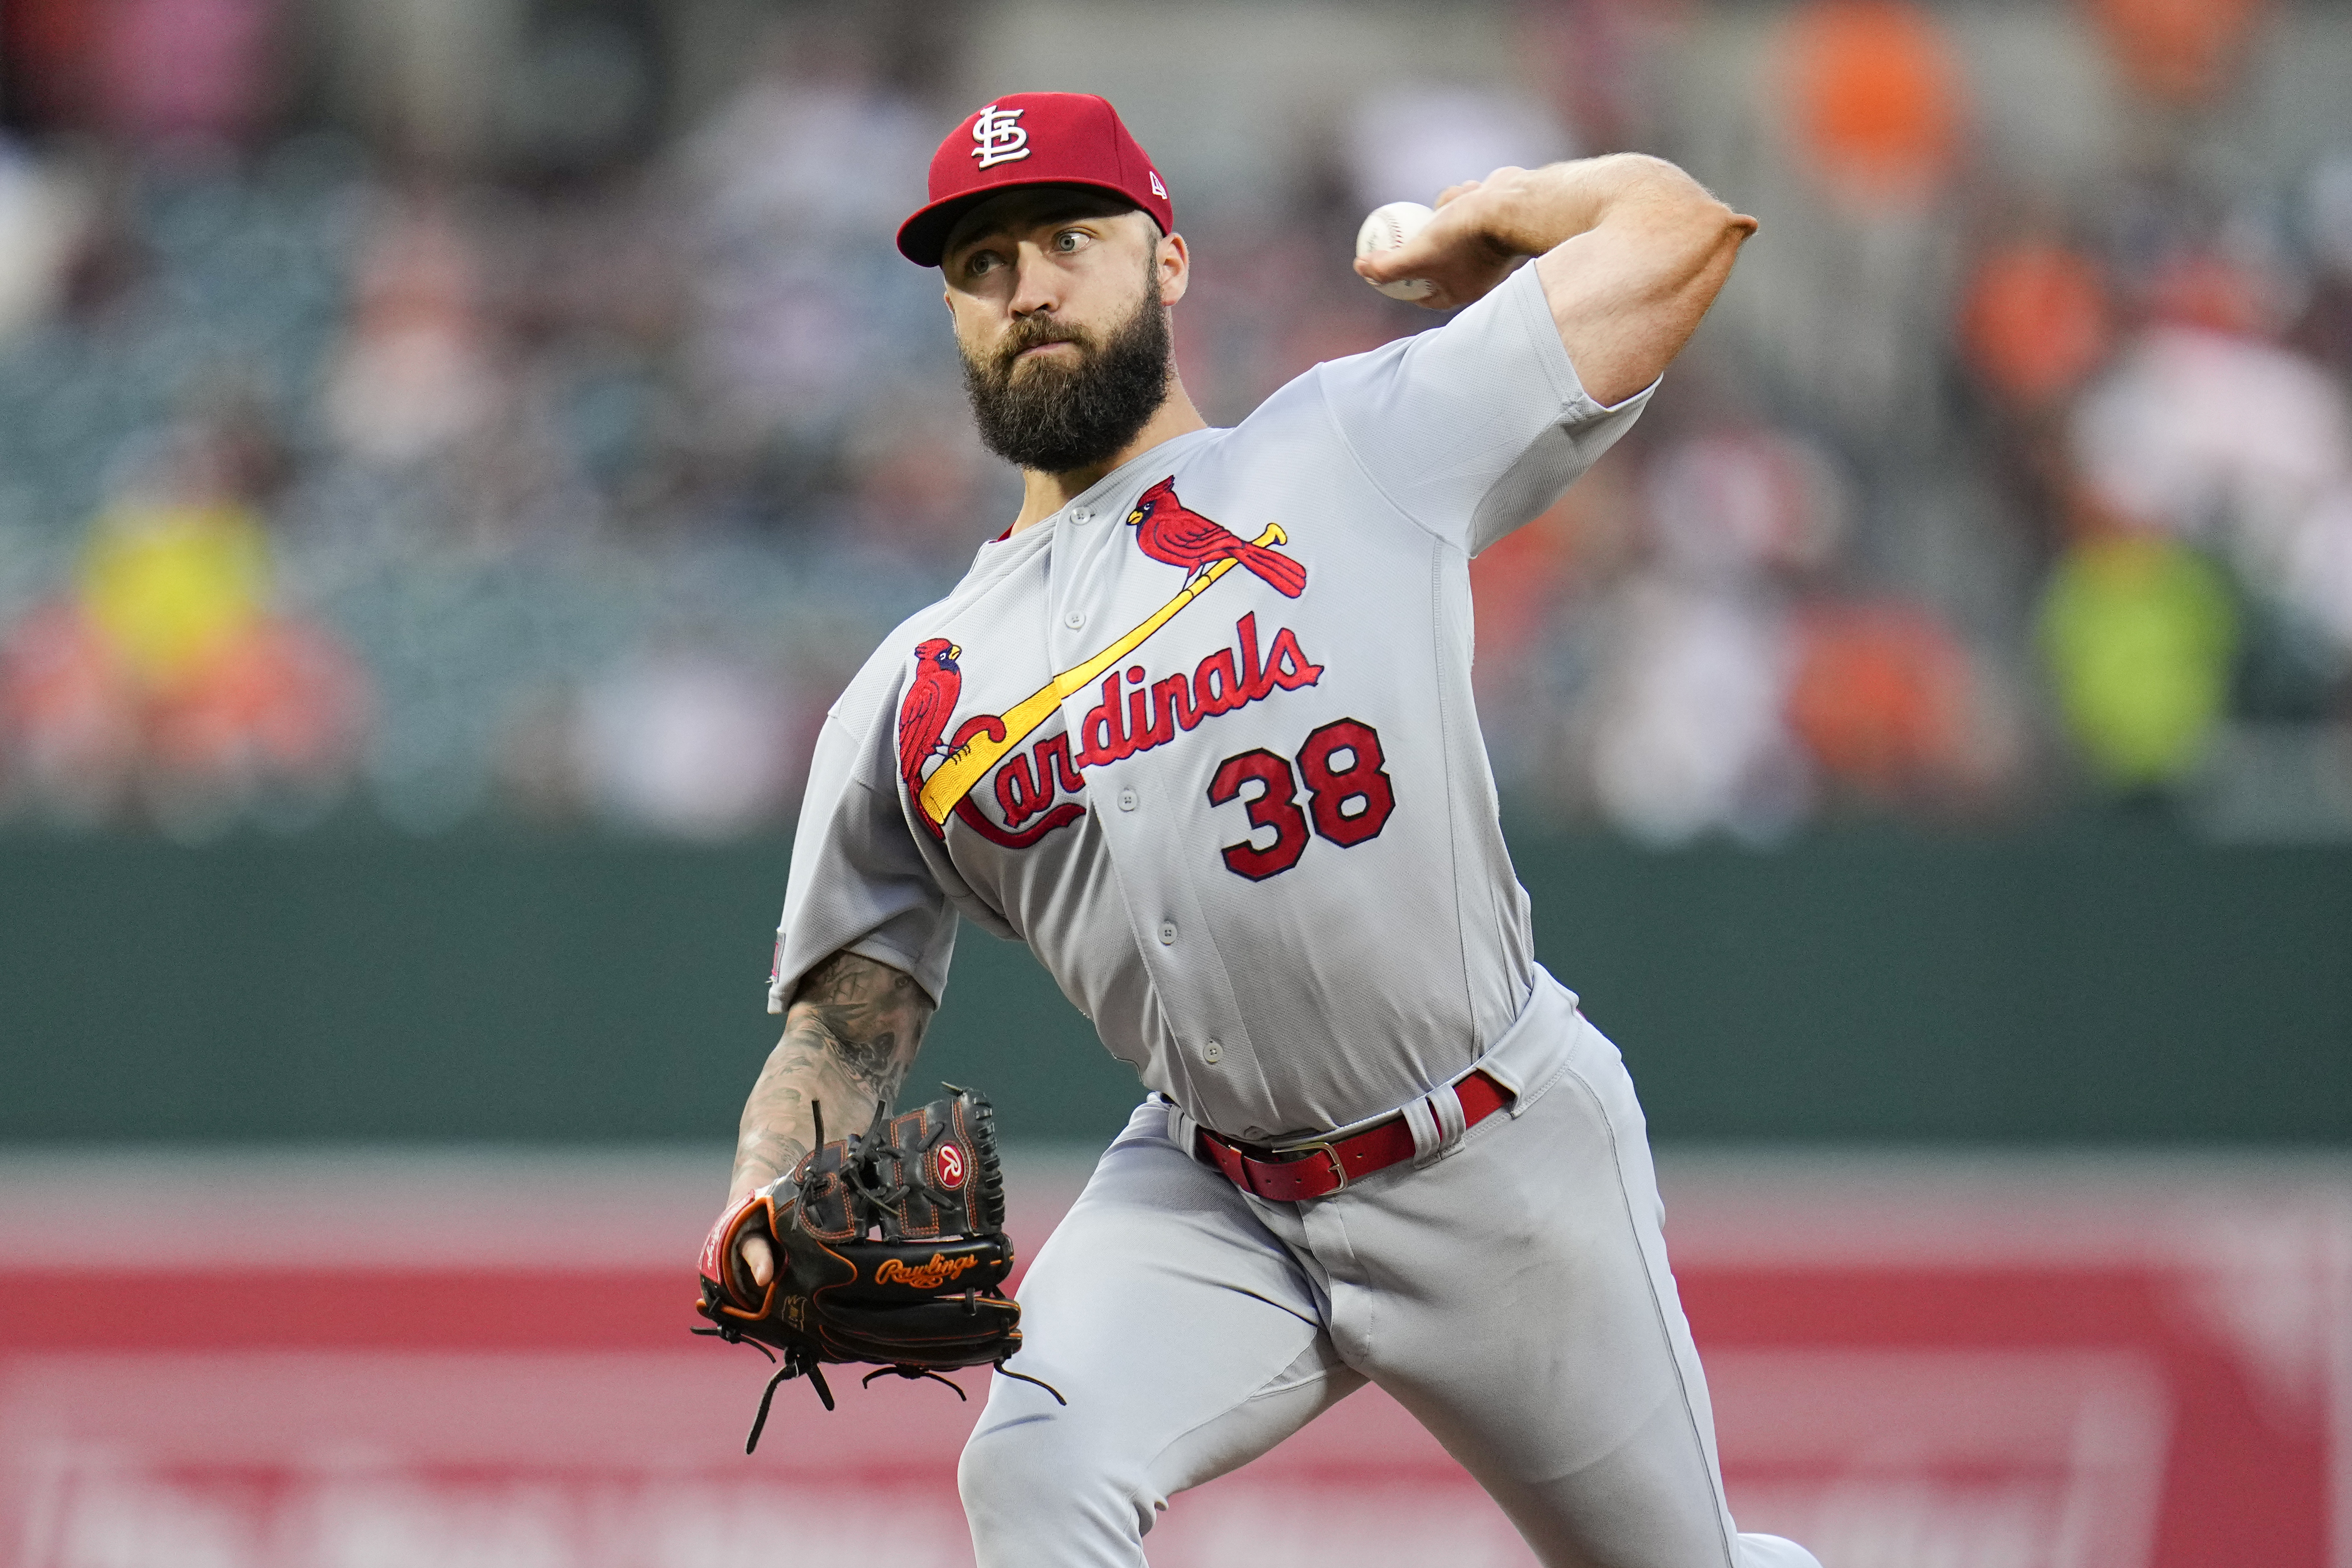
897 92 1173 267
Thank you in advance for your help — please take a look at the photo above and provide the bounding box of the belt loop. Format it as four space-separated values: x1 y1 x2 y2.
1403 1094 1443 1168
1408 1082 1471 1169
1433 1080 1469 1145
1167 1099 1200 1159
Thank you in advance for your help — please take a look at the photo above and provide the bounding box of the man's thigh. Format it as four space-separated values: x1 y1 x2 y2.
1296 1015 1740 1568
961 1102 1366 1567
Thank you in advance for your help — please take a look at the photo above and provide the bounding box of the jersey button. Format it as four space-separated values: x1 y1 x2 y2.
1158 921 1177 945
1203 1040 1224 1064
1069 507 1091 524
1065 610 1085 630
1117 788 1138 812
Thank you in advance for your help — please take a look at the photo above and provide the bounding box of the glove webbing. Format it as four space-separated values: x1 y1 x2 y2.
705 1321 1067 1454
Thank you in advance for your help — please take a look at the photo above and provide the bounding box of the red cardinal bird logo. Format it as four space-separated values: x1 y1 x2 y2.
897 638 963 803
1127 478 1306 598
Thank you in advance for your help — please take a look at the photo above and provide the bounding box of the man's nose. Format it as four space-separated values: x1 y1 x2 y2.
1008 243 1063 317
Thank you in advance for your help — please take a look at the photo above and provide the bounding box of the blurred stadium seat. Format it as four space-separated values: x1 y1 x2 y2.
0 0 2344 839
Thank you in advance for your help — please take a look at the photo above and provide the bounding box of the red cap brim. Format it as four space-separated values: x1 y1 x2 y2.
897 179 1157 268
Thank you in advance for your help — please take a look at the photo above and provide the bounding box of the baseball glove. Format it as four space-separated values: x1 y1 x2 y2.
694 1085 1062 1452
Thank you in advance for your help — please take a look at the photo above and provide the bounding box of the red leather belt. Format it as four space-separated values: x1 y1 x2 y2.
1194 1071 1512 1202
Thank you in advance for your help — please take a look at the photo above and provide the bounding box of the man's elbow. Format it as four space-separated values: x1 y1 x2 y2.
1620 154 1756 235
1673 197 1756 293
1672 178 1757 255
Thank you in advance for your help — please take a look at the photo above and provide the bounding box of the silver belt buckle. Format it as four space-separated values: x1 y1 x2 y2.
1286 1139 1350 1194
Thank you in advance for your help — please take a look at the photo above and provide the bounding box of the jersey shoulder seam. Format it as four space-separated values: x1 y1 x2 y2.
1308 362 1462 554
1309 267 1588 553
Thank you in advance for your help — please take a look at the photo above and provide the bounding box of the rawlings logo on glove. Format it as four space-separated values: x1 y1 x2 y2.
876 1252 982 1289
693 1086 1063 1452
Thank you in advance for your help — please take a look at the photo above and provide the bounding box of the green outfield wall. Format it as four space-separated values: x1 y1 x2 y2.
1 831 2345 1147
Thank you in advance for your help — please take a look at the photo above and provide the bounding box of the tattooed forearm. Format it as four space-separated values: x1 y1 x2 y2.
726 951 935 1203
790 950 933 1100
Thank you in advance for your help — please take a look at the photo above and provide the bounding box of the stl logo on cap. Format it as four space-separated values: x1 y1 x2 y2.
971 104 1030 169
898 92 1173 266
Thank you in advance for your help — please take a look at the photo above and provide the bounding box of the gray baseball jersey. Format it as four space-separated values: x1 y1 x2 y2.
768 260 1649 1140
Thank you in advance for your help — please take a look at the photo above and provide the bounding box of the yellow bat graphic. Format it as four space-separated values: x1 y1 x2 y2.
917 523 1287 831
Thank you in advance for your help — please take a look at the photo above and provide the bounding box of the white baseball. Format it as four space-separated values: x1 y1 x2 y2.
1356 201 1436 301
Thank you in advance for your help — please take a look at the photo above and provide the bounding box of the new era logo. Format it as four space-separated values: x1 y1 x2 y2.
1150 170 1167 199
971 104 1030 169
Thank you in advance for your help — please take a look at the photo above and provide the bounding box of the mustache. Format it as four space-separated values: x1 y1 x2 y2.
989 316 1095 377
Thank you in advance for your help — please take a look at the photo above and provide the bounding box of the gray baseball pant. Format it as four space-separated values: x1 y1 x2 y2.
958 972 1817 1568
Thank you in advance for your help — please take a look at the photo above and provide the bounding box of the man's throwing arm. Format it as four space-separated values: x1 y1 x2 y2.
726 949 937 1287
1353 154 1758 407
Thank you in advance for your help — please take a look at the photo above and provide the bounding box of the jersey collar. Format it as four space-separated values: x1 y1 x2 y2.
978 427 1226 552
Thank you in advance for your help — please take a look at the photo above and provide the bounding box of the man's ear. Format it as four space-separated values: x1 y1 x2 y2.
1156 231 1191 307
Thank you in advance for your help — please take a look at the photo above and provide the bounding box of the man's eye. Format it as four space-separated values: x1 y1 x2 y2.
1055 230 1083 251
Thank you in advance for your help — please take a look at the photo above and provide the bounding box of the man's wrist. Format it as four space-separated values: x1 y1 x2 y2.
1472 163 1584 261
1493 155 1667 257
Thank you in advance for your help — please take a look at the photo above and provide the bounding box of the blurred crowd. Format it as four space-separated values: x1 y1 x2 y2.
0 0 2347 843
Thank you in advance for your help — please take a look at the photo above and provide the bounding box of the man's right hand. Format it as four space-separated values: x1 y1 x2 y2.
701 1191 779 1302
740 1229 775 1288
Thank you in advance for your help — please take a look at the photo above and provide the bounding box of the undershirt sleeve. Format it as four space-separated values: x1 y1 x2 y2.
1316 260 1655 558
765 667 958 1015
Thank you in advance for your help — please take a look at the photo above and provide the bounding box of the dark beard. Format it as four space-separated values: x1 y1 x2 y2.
960 267 1172 474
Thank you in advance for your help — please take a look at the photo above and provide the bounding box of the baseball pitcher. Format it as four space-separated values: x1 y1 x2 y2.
700 91 1817 1568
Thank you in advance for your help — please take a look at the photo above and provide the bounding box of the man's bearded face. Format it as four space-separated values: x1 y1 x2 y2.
959 253 1172 474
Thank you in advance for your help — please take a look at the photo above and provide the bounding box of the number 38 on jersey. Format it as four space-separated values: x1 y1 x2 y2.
1207 717 1396 881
